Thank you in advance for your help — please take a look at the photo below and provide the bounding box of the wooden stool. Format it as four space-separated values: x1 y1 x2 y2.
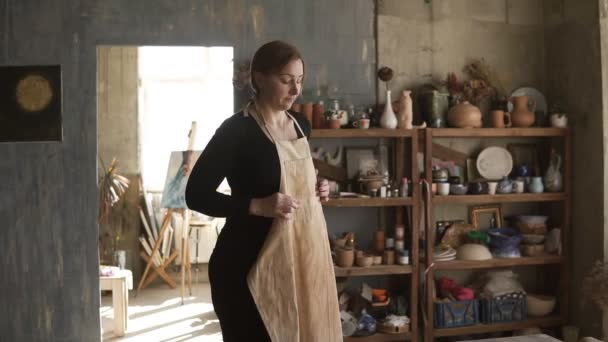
100 269 133 337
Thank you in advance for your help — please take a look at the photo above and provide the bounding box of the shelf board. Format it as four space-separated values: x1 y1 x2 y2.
335 264 413 277
311 128 413 138
434 315 562 337
344 331 411 341
432 192 567 204
428 256 563 270
429 127 568 137
323 197 413 207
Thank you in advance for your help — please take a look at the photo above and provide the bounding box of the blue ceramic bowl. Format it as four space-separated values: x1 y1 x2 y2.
488 227 523 250
450 184 468 195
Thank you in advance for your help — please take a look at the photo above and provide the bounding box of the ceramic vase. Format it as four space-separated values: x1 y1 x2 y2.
544 151 563 192
380 90 398 129
528 176 544 193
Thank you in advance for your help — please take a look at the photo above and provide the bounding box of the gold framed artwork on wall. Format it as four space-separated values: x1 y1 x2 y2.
0 65 62 142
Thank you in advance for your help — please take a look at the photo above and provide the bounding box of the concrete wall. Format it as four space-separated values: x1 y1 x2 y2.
378 0 546 102
0 1 375 340
545 0 605 337
96 46 142 281
97 47 139 174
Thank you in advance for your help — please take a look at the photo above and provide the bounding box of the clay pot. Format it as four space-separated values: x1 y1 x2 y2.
335 248 355 267
510 96 536 127
328 119 341 129
447 101 482 128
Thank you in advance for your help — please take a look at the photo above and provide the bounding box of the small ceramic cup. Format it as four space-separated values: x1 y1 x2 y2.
437 182 450 196
487 182 498 195
353 118 370 129
513 180 525 193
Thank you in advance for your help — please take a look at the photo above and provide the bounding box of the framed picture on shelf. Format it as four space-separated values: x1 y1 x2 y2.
346 147 384 179
469 204 503 229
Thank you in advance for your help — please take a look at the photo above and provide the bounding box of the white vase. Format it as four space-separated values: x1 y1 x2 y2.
380 90 398 129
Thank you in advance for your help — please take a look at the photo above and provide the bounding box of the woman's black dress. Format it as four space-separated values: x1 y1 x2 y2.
185 110 311 341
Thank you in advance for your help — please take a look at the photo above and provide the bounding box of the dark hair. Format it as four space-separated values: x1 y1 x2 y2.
250 40 304 95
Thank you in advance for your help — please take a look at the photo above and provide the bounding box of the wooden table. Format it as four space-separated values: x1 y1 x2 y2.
100 269 133 337
460 334 562 342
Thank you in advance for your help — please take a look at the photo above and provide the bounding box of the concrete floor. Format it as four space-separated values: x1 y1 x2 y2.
101 274 222 341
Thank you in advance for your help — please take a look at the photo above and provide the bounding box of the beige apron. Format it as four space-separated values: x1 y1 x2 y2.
245 105 342 342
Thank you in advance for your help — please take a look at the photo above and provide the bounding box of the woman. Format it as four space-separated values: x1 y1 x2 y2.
185 41 342 341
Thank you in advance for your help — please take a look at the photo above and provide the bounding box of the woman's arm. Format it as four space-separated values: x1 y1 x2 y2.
185 119 250 218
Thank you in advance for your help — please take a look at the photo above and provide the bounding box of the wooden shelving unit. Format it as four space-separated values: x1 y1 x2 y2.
335 265 413 277
311 128 413 138
428 127 568 137
433 315 562 337
323 197 413 207
344 332 411 341
423 128 572 341
428 255 563 270
311 128 420 342
431 192 566 204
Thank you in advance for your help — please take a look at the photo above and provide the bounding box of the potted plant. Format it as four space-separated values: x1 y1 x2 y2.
324 109 343 129
98 158 130 268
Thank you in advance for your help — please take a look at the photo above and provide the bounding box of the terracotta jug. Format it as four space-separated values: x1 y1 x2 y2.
510 96 536 127
447 101 482 128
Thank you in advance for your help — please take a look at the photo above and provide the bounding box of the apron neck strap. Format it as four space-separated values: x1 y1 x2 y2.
246 101 305 143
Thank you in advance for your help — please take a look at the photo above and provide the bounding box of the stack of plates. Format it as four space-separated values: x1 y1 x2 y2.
433 244 457 262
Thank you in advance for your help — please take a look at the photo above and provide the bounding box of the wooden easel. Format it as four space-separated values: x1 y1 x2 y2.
137 122 196 296
137 209 180 290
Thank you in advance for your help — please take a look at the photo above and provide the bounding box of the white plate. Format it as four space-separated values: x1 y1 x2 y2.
476 146 513 180
507 87 547 117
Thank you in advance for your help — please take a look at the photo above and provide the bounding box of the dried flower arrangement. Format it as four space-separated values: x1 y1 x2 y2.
444 59 506 108
98 158 130 225
377 66 394 93
582 260 608 309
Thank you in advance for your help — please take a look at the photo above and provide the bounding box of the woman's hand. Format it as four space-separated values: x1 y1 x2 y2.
316 178 330 202
249 193 300 219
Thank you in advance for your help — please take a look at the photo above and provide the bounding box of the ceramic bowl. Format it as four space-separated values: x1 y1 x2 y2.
515 221 548 235
360 176 384 192
468 181 486 195
527 294 556 316
522 234 546 244
373 255 383 265
456 244 492 261
517 215 549 224
450 184 468 195
356 255 374 267
521 244 545 257
488 227 523 250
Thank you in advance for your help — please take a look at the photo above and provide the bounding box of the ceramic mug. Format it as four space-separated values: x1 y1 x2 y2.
353 118 370 129
513 180 525 193
491 110 512 128
437 182 450 196
487 182 498 195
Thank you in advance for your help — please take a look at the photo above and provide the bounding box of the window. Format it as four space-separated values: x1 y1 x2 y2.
138 46 233 192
